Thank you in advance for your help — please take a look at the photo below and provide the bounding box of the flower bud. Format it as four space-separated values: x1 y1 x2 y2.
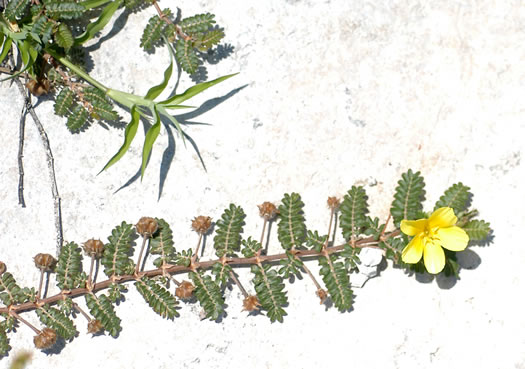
135 217 158 237
0 261 6 275
257 202 278 221
34 253 56 272
242 295 261 312
327 197 340 211
33 328 57 350
87 319 103 334
191 216 212 235
83 239 105 258
316 289 328 304
175 281 195 299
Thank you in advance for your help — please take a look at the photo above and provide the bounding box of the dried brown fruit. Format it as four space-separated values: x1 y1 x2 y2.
33 253 57 272
0 261 5 275
175 281 195 299
316 288 328 304
191 216 212 235
242 295 261 312
26 79 51 96
83 239 105 258
33 328 57 350
258 202 278 221
87 319 103 334
135 217 158 236
327 197 340 210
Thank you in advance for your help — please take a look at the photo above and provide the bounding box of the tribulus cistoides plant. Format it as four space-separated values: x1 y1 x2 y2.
0 170 491 357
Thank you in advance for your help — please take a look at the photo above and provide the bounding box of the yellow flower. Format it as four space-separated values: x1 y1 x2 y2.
400 207 469 274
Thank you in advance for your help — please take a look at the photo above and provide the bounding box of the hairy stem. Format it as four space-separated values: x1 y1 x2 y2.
88 256 96 287
135 236 150 274
37 270 44 300
0 231 399 315
229 270 248 298
17 100 26 207
72 302 92 322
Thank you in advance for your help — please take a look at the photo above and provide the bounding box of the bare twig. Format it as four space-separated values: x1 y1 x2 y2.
9 55 64 257
229 270 248 298
18 102 27 207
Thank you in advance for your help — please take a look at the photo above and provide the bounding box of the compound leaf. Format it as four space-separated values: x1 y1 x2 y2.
135 277 179 319
85 293 122 337
36 305 77 340
190 271 224 320
175 38 199 75
390 169 426 226
462 219 491 241
434 182 471 214
340 186 368 242
149 218 175 268
101 221 135 277
318 255 352 312
251 264 287 323
277 193 306 250
66 104 89 132
179 13 215 34
213 204 245 257
56 241 83 290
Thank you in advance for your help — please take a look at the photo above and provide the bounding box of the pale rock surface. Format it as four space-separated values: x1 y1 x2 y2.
1 1 524 369
352 247 384 288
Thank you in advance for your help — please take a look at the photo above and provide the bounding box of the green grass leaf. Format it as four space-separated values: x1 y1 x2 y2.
74 0 123 45
140 106 162 179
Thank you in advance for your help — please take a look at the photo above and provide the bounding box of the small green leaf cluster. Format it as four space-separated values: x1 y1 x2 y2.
135 277 179 319
36 305 77 340
85 293 121 337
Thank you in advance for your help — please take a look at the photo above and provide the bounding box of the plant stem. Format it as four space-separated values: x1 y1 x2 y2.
10 311 40 334
191 234 203 263
46 49 108 92
229 270 248 298
0 231 399 315
301 262 322 291
72 302 92 321
88 256 96 287
37 270 44 299
135 236 150 274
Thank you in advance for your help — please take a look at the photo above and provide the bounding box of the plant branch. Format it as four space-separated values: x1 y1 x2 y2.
9 54 64 257
18 100 27 207
0 231 399 315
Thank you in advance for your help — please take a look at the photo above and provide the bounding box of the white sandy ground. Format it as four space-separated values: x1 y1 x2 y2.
1 0 524 368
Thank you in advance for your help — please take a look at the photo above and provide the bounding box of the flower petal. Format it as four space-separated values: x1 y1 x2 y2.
428 207 457 228
401 234 424 264
423 240 445 274
400 219 427 236
437 226 469 251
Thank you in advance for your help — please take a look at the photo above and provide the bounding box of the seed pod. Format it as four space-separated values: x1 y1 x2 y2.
175 280 195 299
25 79 51 96
316 289 328 304
0 261 5 275
135 217 158 237
33 328 57 350
327 197 340 211
191 216 212 235
257 202 278 221
242 295 261 312
34 253 57 272
87 319 103 334
83 239 105 258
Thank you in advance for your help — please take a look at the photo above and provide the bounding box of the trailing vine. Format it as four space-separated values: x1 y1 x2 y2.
0 170 492 357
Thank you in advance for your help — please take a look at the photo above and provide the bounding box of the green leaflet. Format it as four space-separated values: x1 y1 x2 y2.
56 241 83 290
379 237 405 263
173 248 193 267
277 193 306 250
83 87 119 121
145 39 175 100
149 218 176 268
434 182 472 214
4 0 30 21
0 273 24 306
57 297 74 315
140 9 171 51
66 104 89 132
100 105 140 172
251 264 287 323
0 37 13 66
305 230 327 252
55 23 74 50
211 262 232 287
318 255 352 312
179 13 215 34
363 216 385 240
462 219 491 241
278 251 303 279
101 221 135 277
74 0 123 45
36 305 77 340
140 106 161 179
241 237 262 258
54 87 75 116
190 271 224 320
213 204 245 257
0 325 10 357
85 293 121 337
340 186 368 242
45 2 85 20
135 277 179 319
107 283 127 304
390 169 426 226
195 29 224 51
175 38 199 75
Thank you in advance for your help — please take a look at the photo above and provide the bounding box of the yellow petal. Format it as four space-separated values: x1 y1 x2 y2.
423 240 445 274
428 207 457 229
437 226 469 251
401 234 424 264
400 219 427 236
